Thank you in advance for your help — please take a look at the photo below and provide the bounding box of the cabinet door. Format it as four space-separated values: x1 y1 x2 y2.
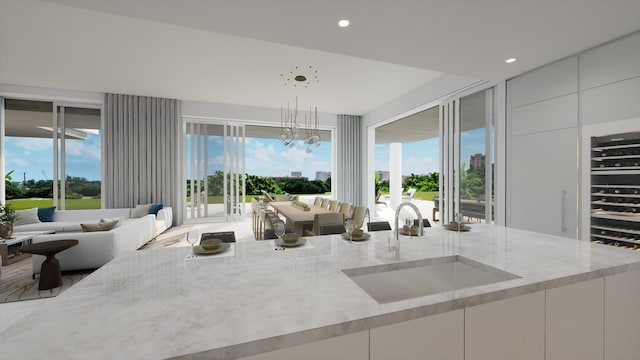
239 330 369 360
604 269 640 360
509 127 578 238
370 310 463 360
546 278 604 360
465 292 545 360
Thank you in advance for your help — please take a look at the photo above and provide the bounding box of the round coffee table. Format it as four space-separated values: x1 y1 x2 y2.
19 240 78 290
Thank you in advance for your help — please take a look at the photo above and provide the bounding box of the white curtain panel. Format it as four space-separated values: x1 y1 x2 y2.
336 114 363 205
103 93 182 225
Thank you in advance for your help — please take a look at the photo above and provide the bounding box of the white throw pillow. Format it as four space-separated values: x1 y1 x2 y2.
131 204 153 218
100 216 124 228
14 208 41 226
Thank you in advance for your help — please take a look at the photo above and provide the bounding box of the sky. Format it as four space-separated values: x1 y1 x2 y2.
5 134 101 181
5 127 489 182
375 127 488 175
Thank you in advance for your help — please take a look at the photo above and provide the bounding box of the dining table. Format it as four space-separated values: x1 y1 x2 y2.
268 201 334 235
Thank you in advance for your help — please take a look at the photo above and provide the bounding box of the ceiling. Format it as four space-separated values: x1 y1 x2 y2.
2 0 640 116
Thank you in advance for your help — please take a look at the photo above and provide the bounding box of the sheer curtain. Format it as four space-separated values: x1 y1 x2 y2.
336 114 363 205
103 93 182 225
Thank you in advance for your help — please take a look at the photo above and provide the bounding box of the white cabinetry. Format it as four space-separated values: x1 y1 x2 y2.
510 127 578 237
604 269 640 360
239 330 369 360
465 291 545 360
507 57 579 238
370 309 463 360
546 278 604 360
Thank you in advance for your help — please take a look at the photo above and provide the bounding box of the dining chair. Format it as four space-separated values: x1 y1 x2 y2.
313 197 323 206
320 198 330 209
339 202 352 219
305 212 345 236
367 221 392 232
274 195 290 202
328 200 340 211
350 205 370 230
201 231 236 243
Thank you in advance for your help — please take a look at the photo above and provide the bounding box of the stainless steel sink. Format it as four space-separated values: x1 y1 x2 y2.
342 255 520 304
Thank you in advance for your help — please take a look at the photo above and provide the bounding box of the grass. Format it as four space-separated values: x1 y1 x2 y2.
380 191 438 201
7 198 101 210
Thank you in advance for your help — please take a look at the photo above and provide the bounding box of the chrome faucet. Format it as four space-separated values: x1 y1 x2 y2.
392 202 424 254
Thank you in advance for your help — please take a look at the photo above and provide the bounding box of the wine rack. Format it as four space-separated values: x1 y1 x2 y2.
591 131 640 250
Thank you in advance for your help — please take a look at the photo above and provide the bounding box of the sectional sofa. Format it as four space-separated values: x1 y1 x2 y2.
14 206 172 274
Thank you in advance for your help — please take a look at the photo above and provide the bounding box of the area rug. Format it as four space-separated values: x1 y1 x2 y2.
0 263 93 304
0 225 193 304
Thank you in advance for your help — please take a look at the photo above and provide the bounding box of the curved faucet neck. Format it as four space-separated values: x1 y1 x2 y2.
393 202 424 252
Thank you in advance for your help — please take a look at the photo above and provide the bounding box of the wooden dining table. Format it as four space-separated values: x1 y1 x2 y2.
268 201 334 235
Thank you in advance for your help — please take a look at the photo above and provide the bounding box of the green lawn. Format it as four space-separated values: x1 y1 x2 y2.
380 191 438 201
7 198 101 210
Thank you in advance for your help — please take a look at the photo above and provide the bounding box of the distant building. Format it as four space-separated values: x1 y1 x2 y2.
291 171 302 177
470 153 486 169
377 170 390 181
315 171 331 182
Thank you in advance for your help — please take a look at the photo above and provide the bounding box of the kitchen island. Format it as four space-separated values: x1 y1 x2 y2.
1 224 639 359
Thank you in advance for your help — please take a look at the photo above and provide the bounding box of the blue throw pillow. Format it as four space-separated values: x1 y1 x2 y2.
38 206 57 222
148 203 163 215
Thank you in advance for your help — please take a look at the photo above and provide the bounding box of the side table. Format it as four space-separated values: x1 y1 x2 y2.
19 239 78 290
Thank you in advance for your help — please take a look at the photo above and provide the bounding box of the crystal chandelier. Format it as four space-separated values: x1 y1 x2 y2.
279 66 321 153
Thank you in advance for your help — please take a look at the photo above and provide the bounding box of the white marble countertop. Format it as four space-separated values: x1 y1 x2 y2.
2 224 640 359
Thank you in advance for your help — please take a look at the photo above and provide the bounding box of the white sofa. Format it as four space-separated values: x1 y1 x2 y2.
21 207 172 274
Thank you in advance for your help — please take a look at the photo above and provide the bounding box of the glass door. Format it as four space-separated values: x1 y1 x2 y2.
185 121 245 222
440 88 495 224
1 98 101 210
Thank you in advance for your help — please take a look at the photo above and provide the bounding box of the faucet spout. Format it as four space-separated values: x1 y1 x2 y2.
393 202 424 253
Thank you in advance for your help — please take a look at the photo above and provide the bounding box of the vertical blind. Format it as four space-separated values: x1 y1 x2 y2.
103 93 182 225
336 114 363 205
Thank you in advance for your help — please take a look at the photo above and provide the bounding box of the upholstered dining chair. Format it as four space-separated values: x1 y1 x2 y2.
305 212 345 236
320 198 330 209
274 195 291 202
339 202 352 219
328 200 341 211
350 205 370 230
313 197 323 206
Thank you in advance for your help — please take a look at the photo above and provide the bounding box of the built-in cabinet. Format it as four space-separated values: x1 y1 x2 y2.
465 291 545 360
370 310 464 360
242 272 639 360
508 31 640 240
507 57 578 239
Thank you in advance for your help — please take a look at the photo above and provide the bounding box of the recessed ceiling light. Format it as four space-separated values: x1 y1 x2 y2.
338 19 350 28
505 58 517 63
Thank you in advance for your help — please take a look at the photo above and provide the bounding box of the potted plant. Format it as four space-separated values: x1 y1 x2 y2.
0 203 17 238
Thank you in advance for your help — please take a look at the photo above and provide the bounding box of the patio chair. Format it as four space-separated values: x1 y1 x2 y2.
305 212 345 236
402 188 417 201
261 190 275 202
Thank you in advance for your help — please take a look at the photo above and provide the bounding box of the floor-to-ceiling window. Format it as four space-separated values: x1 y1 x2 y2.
373 106 440 222
441 88 495 223
183 120 333 223
2 98 101 210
